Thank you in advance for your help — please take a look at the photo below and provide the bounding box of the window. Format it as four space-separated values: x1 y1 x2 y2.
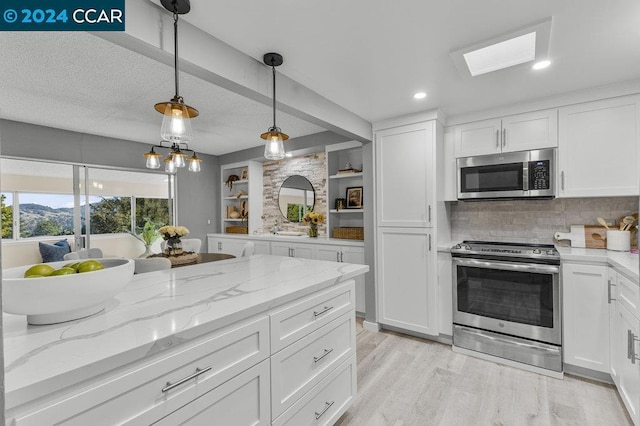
18 193 75 237
1 192 13 239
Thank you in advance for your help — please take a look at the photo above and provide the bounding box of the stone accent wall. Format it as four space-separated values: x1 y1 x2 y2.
450 196 639 244
262 153 327 235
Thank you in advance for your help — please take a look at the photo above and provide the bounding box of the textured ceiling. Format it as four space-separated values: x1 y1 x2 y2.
0 32 326 156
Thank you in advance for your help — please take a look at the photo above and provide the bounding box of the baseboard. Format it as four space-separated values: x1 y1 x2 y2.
363 320 381 332
563 363 614 384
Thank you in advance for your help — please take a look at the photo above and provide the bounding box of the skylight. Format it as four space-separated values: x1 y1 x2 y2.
463 32 536 76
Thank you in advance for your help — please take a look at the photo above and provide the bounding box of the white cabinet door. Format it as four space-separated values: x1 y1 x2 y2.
341 247 366 315
558 95 640 197
454 118 502 157
562 263 609 373
291 242 316 259
616 303 640 425
271 242 292 257
609 268 620 386
501 109 558 153
377 227 437 336
375 121 435 227
207 237 246 257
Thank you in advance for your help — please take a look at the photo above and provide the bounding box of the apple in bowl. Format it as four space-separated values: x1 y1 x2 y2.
3 258 134 325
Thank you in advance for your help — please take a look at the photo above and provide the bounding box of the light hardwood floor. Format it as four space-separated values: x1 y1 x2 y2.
336 319 632 426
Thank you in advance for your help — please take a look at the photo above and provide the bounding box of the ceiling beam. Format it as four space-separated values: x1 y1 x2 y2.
93 0 372 143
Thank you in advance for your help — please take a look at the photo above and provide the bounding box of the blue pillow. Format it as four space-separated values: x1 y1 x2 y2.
39 240 71 263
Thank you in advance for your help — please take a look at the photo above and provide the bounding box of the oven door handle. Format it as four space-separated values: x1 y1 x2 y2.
456 326 560 354
453 258 559 274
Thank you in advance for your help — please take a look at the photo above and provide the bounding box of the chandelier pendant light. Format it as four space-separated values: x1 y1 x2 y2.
154 0 199 144
261 52 289 160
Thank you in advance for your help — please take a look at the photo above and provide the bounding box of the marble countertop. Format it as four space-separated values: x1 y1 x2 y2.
3 255 368 409
556 246 639 281
207 233 365 247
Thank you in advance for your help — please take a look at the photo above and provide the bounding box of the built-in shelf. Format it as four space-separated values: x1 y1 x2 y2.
329 172 363 180
330 209 364 213
223 218 247 222
223 195 249 200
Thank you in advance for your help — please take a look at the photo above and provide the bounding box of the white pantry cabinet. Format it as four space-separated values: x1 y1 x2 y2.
454 109 558 157
375 121 435 228
376 227 437 336
558 95 640 198
562 262 610 373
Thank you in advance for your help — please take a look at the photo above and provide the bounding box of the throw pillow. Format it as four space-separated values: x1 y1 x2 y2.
39 240 71 263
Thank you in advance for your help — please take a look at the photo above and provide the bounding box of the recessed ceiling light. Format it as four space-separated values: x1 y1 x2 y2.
532 60 551 70
413 92 427 100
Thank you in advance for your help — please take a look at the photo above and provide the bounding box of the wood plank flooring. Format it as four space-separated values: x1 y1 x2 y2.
336 319 632 426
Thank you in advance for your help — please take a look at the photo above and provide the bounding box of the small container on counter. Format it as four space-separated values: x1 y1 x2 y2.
607 230 631 252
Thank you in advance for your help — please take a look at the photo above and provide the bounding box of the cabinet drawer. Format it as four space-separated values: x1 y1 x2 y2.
618 272 640 318
271 312 356 419
270 280 355 353
273 355 357 426
153 359 271 426
12 316 269 426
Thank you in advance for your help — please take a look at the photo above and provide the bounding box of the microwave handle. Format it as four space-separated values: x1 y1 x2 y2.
522 162 529 191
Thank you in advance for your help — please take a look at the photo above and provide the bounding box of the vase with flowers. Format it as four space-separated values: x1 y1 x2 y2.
302 211 326 238
158 225 190 256
128 220 161 257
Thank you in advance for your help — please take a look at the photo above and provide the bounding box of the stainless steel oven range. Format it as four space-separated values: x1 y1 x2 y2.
451 241 561 372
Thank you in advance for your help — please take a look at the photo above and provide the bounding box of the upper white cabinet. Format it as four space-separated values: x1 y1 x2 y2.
558 95 640 198
454 109 558 157
375 121 435 227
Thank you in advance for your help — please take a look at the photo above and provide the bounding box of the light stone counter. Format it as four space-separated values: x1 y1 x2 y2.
208 232 365 247
556 246 639 281
3 255 368 409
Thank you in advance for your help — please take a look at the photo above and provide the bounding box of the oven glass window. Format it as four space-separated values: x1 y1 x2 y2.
460 163 523 193
456 265 554 328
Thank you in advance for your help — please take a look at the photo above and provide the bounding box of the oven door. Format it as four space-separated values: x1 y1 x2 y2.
453 257 561 345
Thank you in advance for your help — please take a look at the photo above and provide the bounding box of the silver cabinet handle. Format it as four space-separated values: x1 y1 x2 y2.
495 129 500 148
340 252 344 262
162 366 212 393
561 171 565 191
428 205 431 223
337 252 341 262
291 247 295 257
628 330 640 363
608 279 616 304
502 128 506 148
313 348 334 363
428 234 432 251
217 241 222 250
313 306 334 317
315 401 335 420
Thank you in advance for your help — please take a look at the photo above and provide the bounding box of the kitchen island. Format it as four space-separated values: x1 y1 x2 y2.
4 255 368 425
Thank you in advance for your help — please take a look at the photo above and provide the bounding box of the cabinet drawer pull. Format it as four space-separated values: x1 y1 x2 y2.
502 128 506 147
495 129 500 148
313 348 334 363
315 400 335 420
217 241 222 250
313 306 334 317
337 252 341 262
162 366 212 393
608 279 616 304
629 330 640 364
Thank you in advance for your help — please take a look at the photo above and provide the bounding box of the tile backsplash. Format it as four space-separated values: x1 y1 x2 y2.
450 197 639 244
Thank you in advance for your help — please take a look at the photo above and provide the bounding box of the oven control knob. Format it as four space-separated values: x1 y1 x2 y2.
453 244 461 250
546 249 556 255
463 244 471 250
532 248 542 254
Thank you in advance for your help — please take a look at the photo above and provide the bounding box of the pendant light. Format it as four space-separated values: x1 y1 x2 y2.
144 141 202 173
261 52 289 160
154 0 198 144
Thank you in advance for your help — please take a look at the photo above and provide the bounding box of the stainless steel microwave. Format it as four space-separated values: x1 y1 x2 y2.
457 148 555 200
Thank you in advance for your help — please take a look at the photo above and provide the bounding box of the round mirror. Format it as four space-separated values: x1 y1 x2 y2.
278 175 315 222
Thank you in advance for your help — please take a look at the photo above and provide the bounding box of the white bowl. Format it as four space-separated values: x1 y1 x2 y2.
3 258 134 325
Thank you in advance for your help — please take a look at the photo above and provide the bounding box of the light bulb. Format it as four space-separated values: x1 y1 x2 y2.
144 149 161 169
172 151 187 168
188 154 202 172
264 134 285 160
160 103 193 143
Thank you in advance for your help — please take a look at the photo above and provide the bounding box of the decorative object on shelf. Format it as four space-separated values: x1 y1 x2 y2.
335 198 346 210
234 189 248 198
240 200 249 219
302 211 326 238
159 225 190 256
144 0 201 173
346 186 363 209
225 174 239 189
128 220 161 258
332 226 364 240
261 52 289 160
240 167 248 180
225 225 248 234
227 206 241 219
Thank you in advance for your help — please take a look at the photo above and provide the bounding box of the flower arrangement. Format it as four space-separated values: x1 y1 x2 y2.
128 220 161 257
158 225 190 255
302 211 325 237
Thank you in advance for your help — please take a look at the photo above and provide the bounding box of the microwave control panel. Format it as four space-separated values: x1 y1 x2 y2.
528 160 550 190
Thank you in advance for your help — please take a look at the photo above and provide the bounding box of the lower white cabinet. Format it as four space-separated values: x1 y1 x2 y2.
562 262 609 372
207 236 247 257
377 227 437 336
153 359 271 426
271 241 316 259
615 301 640 424
610 268 620 386
317 245 366 314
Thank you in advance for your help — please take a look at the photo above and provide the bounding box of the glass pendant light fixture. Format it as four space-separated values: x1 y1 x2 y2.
144 147 162 169
188 153 202 172
164 155 177 174
144 141 202 173
154 0 198 143
261 52 289 160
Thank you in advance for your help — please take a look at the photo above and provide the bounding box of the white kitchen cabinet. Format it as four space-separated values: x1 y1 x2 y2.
609 268 620 386
317 245 366 314
454 109 558 157
562 262 609 373
375 121 435 228
558 95 640 198
615 302 640 425
207 236 247 257
271 241 315 259
376 227 437 336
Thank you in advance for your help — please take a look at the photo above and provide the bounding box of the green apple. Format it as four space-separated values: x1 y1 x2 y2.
24 264 55 278
78 260 104 273
50 267 77 276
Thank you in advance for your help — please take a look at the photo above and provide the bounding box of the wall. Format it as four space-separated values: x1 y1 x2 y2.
449 196 639 244
262 152 327 235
